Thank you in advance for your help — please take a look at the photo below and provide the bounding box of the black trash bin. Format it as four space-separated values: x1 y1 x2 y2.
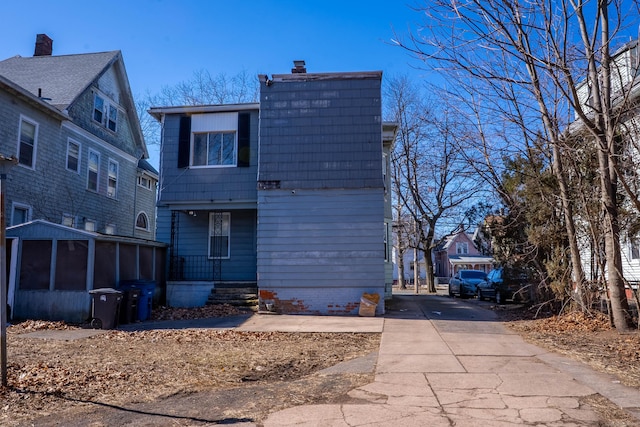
89 288 123 329
119 288 140 324
119 280 156 321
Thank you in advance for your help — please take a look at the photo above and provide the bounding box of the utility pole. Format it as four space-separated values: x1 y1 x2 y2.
413 217 419 294
0 154 17 387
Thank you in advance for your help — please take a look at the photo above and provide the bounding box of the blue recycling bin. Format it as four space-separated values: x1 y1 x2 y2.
118 280 156 321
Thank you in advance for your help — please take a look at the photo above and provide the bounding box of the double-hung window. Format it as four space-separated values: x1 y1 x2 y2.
107 159 118 198
209 212 230 259
93 94 105 124
18 116 37 168
67 140 80 173
193 132 236 166
93 93 119 132
456 242 469 255
631 239 640 260
87 150 100 192
108 105 118 132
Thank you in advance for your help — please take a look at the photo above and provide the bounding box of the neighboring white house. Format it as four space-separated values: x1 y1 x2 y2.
573 39 640 291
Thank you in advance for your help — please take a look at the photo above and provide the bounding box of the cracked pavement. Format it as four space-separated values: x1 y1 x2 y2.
261 294 640 426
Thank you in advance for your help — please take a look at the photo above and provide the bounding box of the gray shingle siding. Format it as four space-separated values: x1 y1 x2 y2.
258 75 383 190
257 188 384 289
67 86 140 158
0 62 155 238
158 110 259 204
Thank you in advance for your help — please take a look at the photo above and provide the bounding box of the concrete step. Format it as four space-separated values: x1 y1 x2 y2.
206 285 258 308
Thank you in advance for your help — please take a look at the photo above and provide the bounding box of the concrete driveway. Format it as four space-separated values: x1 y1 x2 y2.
262 294 640 426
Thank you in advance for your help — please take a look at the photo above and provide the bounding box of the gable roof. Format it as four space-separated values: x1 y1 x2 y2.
435 230 476 252
0 74 68 121
0 50 148 159
0 51 120 110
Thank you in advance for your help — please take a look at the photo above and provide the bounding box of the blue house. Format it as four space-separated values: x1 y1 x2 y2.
150 61 396 315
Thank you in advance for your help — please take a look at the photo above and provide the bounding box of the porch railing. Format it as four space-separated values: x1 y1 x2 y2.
169 255 216 281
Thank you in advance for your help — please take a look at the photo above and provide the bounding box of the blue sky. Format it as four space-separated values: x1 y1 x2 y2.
0 0 428 167
0 0 427 96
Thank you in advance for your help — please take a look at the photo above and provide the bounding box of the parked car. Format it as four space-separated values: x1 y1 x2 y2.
448 270 488 298
476 267 531 304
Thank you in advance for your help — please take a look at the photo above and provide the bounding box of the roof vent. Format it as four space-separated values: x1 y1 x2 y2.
34 34 53 57
291 60 306 74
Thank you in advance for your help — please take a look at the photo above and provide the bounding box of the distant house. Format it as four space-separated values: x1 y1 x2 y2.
0 34 162 321
434 230 493 280
150 61 397 315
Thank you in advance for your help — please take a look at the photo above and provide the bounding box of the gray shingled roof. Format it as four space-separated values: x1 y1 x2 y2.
0 51 119 110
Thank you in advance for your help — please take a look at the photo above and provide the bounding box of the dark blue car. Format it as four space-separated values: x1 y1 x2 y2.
448 270 487 298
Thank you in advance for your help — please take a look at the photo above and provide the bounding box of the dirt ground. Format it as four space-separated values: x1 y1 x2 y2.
1 305 380 426
1 301 640 426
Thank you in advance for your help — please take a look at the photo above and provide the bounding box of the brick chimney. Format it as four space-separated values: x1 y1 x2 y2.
34 34 53 56
291 60 306 73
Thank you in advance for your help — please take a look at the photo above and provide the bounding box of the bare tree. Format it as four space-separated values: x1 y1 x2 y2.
386 76 484 293
397 0 638 329
137 69 260 148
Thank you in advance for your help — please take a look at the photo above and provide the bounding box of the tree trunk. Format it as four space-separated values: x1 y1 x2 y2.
551 144 587 310
397 246 406 289
423 248 436 293
598 143 631 331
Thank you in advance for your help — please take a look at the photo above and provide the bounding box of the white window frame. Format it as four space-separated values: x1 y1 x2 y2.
93 93 105 124
84 219 97 232
17 115 38 169
87 149 100 192
11 202 31 226
107 158 119 199
456 242 469 255
107 104 118 132
208 212 231 259
631 239 640 260
135 212 150 231
105 223 116 235
382 152 388 194
66 139 81 173
93 91 119 132
62 214 76 228
192 131 237 167
384 222 389 262
137 175 153 190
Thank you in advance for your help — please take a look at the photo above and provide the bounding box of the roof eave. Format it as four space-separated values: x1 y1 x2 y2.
148 103 261 121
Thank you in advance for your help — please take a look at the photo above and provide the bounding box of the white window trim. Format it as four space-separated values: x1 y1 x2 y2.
11 202 31 226
84 218 97 232
631 240 640 260
17 114 39 170
135 211 150 231
384 222 389 262
62 213 76 228
190 131 238 168
137 175 153 190
456 242 469 255
107 158 119 199
66 138 82 174
208 212 231 259
87 149 100 192
382 152 388 194
93 91 121 133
